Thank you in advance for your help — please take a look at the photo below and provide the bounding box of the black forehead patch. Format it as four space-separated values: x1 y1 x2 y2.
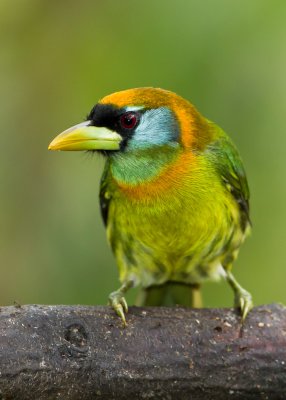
86 104 121 130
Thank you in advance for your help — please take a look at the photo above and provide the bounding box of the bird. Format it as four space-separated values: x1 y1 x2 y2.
49 87 253 326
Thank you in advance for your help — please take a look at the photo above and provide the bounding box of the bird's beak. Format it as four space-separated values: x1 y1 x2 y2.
48 121 122 151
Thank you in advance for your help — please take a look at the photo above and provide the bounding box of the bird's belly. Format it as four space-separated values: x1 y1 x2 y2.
107 195 240 288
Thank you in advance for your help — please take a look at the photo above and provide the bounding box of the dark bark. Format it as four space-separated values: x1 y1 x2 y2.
0 304 285 399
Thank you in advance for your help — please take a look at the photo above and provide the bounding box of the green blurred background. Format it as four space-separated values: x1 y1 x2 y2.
0 0 285 308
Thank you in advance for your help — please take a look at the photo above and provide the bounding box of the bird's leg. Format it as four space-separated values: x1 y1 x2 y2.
108 280 133 326
225 270 253 322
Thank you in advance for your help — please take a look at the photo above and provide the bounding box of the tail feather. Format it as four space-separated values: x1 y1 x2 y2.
136 282 202 307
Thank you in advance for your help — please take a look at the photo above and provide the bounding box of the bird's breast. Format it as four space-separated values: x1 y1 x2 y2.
113 151 194 201
107 150 239 251
104 152 242 287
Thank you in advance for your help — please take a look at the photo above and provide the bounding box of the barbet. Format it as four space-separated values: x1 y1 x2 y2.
49 88 253 325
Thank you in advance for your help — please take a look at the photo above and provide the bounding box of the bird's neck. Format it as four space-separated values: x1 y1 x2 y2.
109 144 181 186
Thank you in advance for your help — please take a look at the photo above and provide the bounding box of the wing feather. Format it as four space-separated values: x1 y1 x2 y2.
206 125 250 231
99 161 112 226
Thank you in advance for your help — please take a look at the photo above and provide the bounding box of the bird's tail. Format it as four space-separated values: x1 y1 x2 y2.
136 282 202 308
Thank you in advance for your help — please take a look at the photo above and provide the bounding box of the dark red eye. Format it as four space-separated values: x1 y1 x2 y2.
120 112 138 129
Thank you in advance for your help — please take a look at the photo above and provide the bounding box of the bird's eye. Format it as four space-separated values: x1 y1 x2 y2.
119 112 138 129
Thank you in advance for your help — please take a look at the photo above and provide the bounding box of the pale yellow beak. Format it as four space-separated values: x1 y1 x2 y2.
48 121 122 151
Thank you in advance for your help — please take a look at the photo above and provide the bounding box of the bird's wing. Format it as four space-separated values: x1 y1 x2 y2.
99 161 112 227
205 124 250 231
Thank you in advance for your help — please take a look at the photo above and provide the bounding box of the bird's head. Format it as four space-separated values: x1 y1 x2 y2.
48 88 211 155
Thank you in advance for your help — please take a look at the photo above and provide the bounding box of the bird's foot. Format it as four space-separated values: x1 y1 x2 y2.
234 287 253 322
108 290 129 326
225 270 253 322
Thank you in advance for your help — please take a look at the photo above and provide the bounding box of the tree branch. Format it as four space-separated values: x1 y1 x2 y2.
0 304 285 399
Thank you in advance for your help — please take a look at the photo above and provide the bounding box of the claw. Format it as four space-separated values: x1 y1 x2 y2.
121 297 128 313
239 290 253 322
234 288 253 322
108 281 133 327
226 271 253 323
108 290 129 327
114 303 127 326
